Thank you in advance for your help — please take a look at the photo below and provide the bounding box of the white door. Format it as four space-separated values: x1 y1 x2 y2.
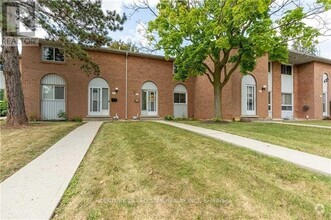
281 65 293 119
141 82 158 116
88 78 109 116
141 90 158 116
323 93 327 116
174 84 188 118
246 85 256 115
242 75 256 116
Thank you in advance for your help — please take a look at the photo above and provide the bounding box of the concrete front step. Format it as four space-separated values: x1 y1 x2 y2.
139 116 163 121
83 116 112 122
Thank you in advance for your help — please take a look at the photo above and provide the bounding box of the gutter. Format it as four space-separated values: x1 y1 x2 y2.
125 51 128 120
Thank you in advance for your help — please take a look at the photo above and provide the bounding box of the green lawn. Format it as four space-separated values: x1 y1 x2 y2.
53 122 331 219
179 121 331 158
285 120 331 127
0 121 82 182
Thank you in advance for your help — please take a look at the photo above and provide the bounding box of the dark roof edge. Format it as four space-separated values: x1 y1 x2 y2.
288 49 331 65
39 39 174 61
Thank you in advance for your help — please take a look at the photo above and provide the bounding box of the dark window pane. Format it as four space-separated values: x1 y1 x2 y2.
102 88 108 110
0 89 4 100
55 86 64 99
55 48 64 62
174 93 180 103
43 47 54 61
282 106 292 111
142 91 147 110
179 93 186 103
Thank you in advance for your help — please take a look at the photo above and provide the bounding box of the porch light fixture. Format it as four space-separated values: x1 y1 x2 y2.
324 77 329 83
115 87 119 93
262 85 267 91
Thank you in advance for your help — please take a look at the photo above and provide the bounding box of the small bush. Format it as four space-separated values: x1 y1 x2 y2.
213 117 222 122
0 100 8 116
57 110 67 120
165 115 174 121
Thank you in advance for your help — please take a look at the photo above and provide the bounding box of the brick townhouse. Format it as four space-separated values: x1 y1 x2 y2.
14 40 331 120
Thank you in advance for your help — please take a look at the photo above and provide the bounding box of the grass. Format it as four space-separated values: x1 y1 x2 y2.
179 121 331 158
53 122 331 219
0 121 82 182
285 120 331 127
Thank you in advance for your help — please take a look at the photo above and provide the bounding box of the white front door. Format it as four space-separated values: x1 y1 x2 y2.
88 87 109 116
246 85 256 115
141 90 158 116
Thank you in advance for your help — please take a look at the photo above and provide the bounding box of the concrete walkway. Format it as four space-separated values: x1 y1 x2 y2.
254 121 331 129
0 122 103 219
156 121 331 176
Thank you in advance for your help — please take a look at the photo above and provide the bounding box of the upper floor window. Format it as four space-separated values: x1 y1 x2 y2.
173 63 178 75
42 46 64 62
281 64 292 75
268 62 272 73
0 63 3 71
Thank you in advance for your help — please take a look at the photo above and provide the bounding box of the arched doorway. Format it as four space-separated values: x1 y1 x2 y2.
323 73 329 116
173 84 187 118
241 75 256 116
141 81 158 116
88 78 110 116
41 74 66 120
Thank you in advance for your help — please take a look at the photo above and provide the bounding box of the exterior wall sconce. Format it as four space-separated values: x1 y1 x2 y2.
262 85 267 91
324 77 329 83
115 87 119 93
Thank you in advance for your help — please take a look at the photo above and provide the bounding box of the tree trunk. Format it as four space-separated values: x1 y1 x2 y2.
2 43 29 126
213 81 222 119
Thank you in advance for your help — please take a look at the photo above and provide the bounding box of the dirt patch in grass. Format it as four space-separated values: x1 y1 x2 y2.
53 122 331 219
0 121 82 182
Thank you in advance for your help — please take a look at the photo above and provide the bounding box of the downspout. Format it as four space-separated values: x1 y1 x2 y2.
125 51 128 120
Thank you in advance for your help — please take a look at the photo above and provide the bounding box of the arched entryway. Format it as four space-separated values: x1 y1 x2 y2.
323 73 329 116
41 74 66 120
173 84 187 118
141 81 158 116
241 75 256 116
88 78 110 116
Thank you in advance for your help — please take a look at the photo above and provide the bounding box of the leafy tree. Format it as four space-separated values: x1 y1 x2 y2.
144 0 331 119
292 40 319 56
0 0 126 126
108 40 140 52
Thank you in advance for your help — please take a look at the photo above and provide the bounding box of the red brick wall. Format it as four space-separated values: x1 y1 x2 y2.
21 45 194 120
313 62 331 118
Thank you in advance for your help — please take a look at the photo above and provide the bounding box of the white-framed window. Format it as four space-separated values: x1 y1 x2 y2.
281 64 292 75
281 93 292 110
42 85 65 100
268 92 271 111
173 63 178 75
174 93 186 104
42 46 64 62
268 62 272 73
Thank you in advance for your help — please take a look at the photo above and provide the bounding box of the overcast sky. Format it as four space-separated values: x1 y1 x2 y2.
100 0 331 59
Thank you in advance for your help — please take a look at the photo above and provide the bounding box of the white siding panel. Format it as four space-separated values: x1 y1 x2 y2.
281 75 293 93
41 74 65 85
41 100 65 120
174 104 187 118
0 71 5 90
268 72 272 92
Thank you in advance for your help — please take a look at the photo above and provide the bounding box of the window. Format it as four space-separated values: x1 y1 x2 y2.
42 85 64 100
268 92 271 111
42 46 64 62
281 93 292 110
173 63 178 75
281 65 292 75
268 62 272 73
174 93 186 104
0 63 3 71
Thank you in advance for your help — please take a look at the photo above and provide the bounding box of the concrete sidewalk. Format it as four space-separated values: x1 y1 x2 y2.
0 122 103 219
156 121 331 176
254 121 331 129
